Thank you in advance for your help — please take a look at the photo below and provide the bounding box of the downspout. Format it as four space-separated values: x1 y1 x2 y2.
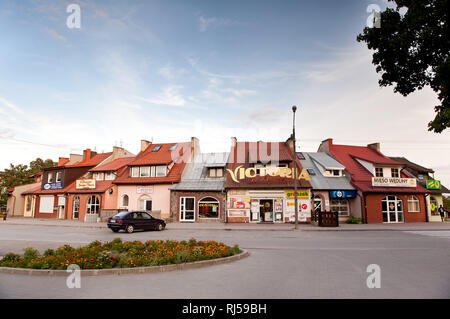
424 193 429 223
357 192 367 224
10 194 17 217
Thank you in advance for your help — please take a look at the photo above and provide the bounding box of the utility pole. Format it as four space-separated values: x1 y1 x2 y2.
292 105 298 230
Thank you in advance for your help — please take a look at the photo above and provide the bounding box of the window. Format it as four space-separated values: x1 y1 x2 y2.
407 195 420 212
26 196 32 211
140 166 150 177
152 146 161 152
150 166 156 177
156 165 167 177
47 172 54 183
86 196 100 215
391 168 400 178
382 196 404 223
180 197 195 221
94 172 104 181
325 169 342 177
122 195 129 207
297 153 305 160
330 199 349 216
332 170 341 176
375 167 384 177
198 197 219 219
56 172 62 183
208 168 224 178
430 196 439 215
131 167 139 177
139 198 152 211
73 196 80 219
169 144 177 151
105 172 115 180
307 169 316 176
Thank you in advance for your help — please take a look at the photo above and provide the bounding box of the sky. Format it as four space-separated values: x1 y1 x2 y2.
0 0 449 188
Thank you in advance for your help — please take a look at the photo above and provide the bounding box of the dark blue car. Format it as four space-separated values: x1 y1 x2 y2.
107 211 166 233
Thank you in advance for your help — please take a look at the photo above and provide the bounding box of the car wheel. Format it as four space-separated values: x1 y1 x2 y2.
126 225 134 233
156 223 165 231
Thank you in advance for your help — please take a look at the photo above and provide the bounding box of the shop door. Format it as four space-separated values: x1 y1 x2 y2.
180 197 195 222
382 196 404 223
260 199 274 222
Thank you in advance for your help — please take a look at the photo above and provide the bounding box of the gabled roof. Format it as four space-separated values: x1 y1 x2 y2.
128 142 190 166
89 157 135 172
64 152 113 168
298 152 354 191
170 153 229 191
389 157 434 174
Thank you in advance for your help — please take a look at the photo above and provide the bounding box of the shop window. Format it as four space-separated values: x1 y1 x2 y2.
382 196 404 223
407 195 420 212
198 197 219 219
73 196 80 219
86 196 100 215
180 197 195 221
375 168 384 177
391 168 400 178
122 195 129 207
430 196 439 215
330 199 349 216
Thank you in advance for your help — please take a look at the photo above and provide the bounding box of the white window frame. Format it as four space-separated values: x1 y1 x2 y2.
94 172 104 181
180 197 195 222
55 172 62 183
156 165 167 177
407 195 420 212
39 195 54 213
198 197 220 219
121 194 129 208
86 196 100 215
140 166 150 177
47 172 54 183
131 167 139 177
73 196 80 219
105 172 115 180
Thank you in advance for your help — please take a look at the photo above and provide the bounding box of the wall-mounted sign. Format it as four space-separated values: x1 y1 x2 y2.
229 196 248 209
76 179 96 189
228 210 247 217
371 177 416 188
43 182 63 190
227 165 311 183
426 180 441 190
137 186 153 194
329 190 357 199
285 190 310 199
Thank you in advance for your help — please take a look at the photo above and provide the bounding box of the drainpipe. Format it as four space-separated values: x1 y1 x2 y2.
10 194 17 217
357 192 367 224
424 194 429 223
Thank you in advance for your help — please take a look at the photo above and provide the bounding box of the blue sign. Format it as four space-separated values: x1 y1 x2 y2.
43 182 63 190
329 190 357 199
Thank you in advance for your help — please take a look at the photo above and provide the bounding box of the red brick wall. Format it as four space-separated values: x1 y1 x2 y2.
66 194 104 221
170 191 226 222
364 193 427 223
228 217 249 223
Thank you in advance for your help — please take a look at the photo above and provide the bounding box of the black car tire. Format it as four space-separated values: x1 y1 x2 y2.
156 223 165 231
126 225 134 233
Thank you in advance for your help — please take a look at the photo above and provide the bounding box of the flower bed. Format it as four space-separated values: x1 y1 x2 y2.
0 238 242 270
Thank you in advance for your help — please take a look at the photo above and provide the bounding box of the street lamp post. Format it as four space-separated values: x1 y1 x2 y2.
292 105 298 230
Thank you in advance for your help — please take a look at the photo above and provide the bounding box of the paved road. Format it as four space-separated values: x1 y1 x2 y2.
0 224 449 298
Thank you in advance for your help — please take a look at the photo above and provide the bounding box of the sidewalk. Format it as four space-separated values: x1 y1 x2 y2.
2 217 450 231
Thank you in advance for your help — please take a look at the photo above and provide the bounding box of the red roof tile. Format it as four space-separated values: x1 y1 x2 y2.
89 157 135 172
65 152 112 168
128 142 191 166
114 162 186 185
65 180 114 194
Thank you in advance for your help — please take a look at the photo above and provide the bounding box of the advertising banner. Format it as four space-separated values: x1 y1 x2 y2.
371 177 416 188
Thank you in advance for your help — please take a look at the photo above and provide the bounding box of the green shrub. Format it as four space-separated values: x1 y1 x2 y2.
345 216 362 224
23 247 39 260
43 249 55 257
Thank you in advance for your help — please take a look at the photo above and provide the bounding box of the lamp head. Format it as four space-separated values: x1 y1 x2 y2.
292 105 297 113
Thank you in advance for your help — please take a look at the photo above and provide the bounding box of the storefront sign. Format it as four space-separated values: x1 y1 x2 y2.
228 210 247 217
227 166 311 183
43 182 63 190
329 190 357 199
371 177 416 188
137 186 153 194
426 180 441 190
285 190 310 199
230 196 248 209
75 179 96 189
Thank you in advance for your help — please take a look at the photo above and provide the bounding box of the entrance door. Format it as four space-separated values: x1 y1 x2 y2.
58 206 65 219
382 196 404 223
180 197 195 222
259 199 274 222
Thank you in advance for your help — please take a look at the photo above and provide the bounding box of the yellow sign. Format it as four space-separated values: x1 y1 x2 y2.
76 179 96 189
227 166 311 183
285 190 310 199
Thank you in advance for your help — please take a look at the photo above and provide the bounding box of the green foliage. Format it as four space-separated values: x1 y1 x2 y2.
357 0 450 133
345 216 362 224
0 238 240 270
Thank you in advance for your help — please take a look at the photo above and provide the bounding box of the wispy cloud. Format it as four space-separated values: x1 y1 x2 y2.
198 15 238 32
135 86 186 107
0 96 24 114
46 28 67 42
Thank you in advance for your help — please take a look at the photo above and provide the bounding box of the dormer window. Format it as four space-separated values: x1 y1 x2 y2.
156 165 167 177
375 167 384 177
208 168 224 178
325 169 342 177
391 168 400 178
152 146 161 152
105 172 115 180
56 172 62 183
307 169 316 176
94 172 104 181
131 165 167 177
48 172 54 183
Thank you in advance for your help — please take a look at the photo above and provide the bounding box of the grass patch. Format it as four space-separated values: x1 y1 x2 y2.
0 238 242 270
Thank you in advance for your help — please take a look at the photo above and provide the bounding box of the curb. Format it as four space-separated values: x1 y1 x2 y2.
0 250 249 277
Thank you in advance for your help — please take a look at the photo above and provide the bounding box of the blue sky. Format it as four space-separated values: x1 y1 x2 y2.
0 0 449 187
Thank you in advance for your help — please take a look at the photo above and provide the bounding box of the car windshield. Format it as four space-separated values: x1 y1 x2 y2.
114 212 129 218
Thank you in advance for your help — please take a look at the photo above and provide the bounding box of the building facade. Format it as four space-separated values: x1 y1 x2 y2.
319 139 429 223
225 137 312 223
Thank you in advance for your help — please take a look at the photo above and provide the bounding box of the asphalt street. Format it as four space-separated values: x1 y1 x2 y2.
0 224 449 298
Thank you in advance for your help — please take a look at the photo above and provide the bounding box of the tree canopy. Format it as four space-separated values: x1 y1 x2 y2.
357 0 449 133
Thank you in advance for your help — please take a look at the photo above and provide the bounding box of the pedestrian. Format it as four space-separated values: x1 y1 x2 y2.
438 205 447 222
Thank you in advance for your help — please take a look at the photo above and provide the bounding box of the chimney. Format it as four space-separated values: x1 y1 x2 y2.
112 146 135 160
367 142 381 152
318 138 333 152
69 153 83 164
190 137 200 157
141 140 152 152
58 157 69 166
83 148 97 161
231 137 237 147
